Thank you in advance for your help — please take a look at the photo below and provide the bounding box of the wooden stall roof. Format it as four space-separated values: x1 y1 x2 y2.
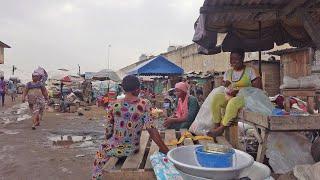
245 59 280 64
194 0 320 54
268 47 311 56
0 41 11 48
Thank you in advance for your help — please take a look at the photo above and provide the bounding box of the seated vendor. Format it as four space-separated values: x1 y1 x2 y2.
164 82 200 130
60 91 76 112
208 49 262 137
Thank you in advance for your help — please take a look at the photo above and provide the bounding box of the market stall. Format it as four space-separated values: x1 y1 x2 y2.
237 110 320 162
192 0 320 174
127 55 184 108
102 129 232 180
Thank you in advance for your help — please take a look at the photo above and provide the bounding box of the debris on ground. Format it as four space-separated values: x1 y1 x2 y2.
75 154 85 158
77 108 84 116
294 162 320 180
311 138 320 162
266 132 314 174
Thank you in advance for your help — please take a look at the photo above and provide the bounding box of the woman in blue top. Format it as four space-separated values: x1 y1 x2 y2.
22 72 49 130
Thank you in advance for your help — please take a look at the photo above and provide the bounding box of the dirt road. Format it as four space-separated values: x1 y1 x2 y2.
0 101 106 180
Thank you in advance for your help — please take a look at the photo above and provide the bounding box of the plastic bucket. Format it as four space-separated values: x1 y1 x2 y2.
195 146 235 168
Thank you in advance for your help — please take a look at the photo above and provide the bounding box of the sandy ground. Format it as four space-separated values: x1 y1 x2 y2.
0 96 296 180
0 96 106 180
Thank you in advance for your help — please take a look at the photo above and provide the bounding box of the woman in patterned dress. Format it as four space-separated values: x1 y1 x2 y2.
92 75 169 179
22 72 49 130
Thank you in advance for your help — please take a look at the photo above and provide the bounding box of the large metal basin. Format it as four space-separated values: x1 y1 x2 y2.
167 145 254 180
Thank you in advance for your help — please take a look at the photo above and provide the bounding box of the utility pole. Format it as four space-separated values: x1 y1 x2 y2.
107 44 111 70
12 65 17 76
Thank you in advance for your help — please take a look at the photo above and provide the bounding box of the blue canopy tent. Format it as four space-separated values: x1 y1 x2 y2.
127 56 184 76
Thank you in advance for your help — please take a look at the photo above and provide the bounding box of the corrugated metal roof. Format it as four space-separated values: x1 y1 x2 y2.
193 0 320 53
0 41 11 48
201 0 318 22
205 0 291 7
268 47 311 55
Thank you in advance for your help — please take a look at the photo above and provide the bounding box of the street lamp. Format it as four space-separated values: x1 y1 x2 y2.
107 44 111 70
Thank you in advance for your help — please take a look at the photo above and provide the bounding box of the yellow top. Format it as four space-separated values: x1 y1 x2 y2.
224 66 259 89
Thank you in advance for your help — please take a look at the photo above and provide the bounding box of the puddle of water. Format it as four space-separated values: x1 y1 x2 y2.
0 129 20 135
77 140 95 148
17 114 32 121
1 103 30 124
48 135 93 147
1 117 11 125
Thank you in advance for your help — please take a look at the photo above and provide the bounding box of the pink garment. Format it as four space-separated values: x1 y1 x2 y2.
175 82 188 93
175 82 189 118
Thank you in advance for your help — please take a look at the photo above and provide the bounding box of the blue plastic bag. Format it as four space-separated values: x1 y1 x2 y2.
150 152 183 180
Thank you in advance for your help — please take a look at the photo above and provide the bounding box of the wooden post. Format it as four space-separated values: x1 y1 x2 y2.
228 125 239 149
307 96 315 114
256 129 269 163
258 21 262 77
224 119 238 148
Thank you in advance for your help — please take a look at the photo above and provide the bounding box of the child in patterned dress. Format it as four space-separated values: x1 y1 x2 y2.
92 75 169 179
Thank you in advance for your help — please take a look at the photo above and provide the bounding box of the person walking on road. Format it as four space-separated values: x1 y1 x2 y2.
22 72 49 130
0 76 6 107
8 80 17 102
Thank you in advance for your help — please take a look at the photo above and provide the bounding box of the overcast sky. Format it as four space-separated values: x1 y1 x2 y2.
0 0 203 80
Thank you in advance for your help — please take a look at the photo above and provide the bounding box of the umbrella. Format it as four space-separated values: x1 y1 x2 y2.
193 0 320 75
60 76 72 83
93 69 121 82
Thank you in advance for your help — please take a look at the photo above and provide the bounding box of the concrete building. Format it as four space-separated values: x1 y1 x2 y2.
0 41 11 64
117 58 149 79
119 32 289 75
161 43 230 73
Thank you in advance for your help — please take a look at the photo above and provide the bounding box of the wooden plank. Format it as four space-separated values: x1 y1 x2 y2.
104 170 156 180
215 136 232 148
144 140 159 170
251 125 263 144
239 110 269 128
180 129 194 146
122 131 150 170
103 157 119 172
256 129 269 163
269 115 320 130
165 129 177 150
282 89 316 97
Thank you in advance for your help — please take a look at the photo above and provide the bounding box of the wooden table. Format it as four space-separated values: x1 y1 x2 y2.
281 88 316 113
238 110 320 162
102 129 232 180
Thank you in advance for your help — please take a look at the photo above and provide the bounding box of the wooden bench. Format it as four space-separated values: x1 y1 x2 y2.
238 110 320 162
102 129 232 180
